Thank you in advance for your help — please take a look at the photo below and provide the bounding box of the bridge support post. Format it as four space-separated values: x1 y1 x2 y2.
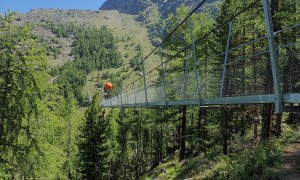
183 50 190 99
120 92 123 107
220 21 233 97
160 47 167 101
107 89 113 106
141 58 148 105
188 20 201 99
133 83 137 106
125 88 128 106
262 0 282 113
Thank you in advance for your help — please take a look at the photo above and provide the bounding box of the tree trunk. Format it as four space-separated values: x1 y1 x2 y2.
261 53 273 140
177 107 181 149
262 104 272 140
159 109 163 161
222 106 228 155
109 159 112 180
203 108 207 156
123 162 127 179
253 109 258 140
240 106 246 137
139 109 143 176
179 106 187 161
197 107 202 152
150 126 153 161
241 117 246 137
286 113 295 125
275 113 282 137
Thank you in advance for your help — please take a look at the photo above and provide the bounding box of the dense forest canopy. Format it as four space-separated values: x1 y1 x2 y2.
0 0 299 179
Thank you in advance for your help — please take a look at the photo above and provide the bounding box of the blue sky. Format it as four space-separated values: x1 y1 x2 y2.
0 0 106 13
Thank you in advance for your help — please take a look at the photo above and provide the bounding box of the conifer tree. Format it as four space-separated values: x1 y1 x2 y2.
78 95 110 179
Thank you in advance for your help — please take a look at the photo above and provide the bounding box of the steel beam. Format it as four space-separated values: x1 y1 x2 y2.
141 58 148 105
133 83 137 105
188 19 201 99
262 0 282 113
103 93 300 111
104 94 277 107
220 21 233 97
183 50 190 99
159 47 167 100
284 93 300 103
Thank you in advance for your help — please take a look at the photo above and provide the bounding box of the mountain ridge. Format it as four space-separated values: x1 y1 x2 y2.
99 0 201 18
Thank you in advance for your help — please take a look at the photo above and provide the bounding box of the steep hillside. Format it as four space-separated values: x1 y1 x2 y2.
99 0 219 46
12 9 160 102
100 0 154 15
15 9 156 66
100 0 200 17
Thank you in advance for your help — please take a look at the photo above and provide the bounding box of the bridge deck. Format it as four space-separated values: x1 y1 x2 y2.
102 93 300 112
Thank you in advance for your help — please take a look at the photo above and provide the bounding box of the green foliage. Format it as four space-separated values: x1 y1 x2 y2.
78 95 110 179
50 66 60 76
46 22 78 38
0 0 299 179
49 23 122 103
0 14 83 179
129 48 143 71
71 26 122 69
0 14 46 178
201 127 298 180
143 126 299 180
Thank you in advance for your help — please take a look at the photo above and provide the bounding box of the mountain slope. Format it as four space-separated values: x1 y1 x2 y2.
100 0 200 17
14 9 157 67
12 9 161 101
99 0 219 46
100 0 154 15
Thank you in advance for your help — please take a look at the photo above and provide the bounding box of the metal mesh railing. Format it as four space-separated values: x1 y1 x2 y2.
222 50 274 97
276 25 300 94
102 1 300 108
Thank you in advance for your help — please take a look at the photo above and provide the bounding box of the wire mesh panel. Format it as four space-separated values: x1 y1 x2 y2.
180 46 200 100
276 25 300 94
164 71 185 101
195 40 224 99
101 0 300 108
145 70 159 103
216 3 275 98
131 78 146 105
205 64 223 98
222 50 274 97
146 71 165 103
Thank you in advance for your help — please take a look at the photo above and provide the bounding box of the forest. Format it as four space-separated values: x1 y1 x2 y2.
45 22 122 104
0 0 299 179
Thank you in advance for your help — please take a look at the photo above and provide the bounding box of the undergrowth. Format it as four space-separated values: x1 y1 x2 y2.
196 125 300 180
143 125 300 180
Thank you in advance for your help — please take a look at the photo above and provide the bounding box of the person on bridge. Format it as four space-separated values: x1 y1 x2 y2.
105 82 113 90
104 82 113 99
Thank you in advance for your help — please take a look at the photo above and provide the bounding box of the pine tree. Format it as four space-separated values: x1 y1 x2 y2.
0 13 50 178
78 95 110 179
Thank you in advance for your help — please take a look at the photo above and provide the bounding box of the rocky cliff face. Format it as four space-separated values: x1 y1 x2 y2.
99 0 217 46
99 0 199 17
100 0 154 15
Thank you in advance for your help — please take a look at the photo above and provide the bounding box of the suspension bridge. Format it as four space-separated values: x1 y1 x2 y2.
102 0 300 113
